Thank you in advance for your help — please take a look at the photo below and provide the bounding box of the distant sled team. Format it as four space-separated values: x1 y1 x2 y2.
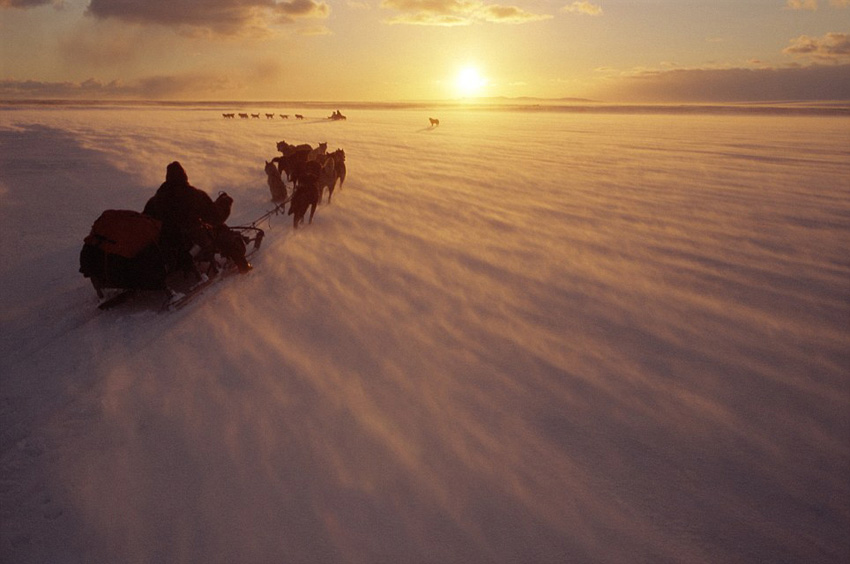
223 111 348 121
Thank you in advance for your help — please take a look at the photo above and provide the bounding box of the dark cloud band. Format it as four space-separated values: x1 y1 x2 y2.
85 0 329 34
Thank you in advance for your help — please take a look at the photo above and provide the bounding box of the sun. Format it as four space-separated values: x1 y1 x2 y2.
455 66 488 98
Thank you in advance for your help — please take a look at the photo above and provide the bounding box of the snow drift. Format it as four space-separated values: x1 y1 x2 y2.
1 103 849 563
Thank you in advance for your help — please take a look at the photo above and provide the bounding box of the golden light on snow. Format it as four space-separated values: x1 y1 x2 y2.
2 103 849 564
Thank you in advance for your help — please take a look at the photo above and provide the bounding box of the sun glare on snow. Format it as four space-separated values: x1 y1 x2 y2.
455 66 487 98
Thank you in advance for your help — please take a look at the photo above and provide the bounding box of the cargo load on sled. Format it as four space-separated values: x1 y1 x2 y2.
79 210 168 294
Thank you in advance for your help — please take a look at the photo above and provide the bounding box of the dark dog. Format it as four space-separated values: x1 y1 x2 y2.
288 161 321 228
314 155 336 204
274 140 313 185
330 149 346 189
288 185 318 228
265 161 287 202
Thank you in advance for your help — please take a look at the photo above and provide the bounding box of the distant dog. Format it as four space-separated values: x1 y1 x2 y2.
265 113 275 119
280 114 289 119
429 118 440 127
239 113 249 119
251 113 260 119
295 114 304 120
222 113 235 119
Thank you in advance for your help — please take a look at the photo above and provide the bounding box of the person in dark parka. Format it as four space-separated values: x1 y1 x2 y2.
144 161 251 274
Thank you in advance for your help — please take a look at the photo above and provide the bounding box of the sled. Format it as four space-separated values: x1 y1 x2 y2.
79 209 265 310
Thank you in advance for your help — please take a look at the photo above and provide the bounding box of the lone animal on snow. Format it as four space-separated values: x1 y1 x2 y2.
265 160 287 203
265 113 275 119
239 113 249 119
429 118 440 127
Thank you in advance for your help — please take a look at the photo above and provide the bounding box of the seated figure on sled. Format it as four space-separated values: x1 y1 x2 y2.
143 161 252 275
80 162 256 308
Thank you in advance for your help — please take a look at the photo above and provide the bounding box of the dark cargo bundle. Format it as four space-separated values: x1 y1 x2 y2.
79 210 168 295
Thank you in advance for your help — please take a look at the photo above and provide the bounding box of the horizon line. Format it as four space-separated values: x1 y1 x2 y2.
2 98 849 116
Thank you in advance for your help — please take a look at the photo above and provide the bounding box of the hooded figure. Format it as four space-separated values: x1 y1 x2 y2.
144 162 250 273
144 162 228 228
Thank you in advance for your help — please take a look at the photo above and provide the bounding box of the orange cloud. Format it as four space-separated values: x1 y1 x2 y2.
381 0 550 26
562 1 602 16
785 0 850 8
784 32 850 61
479 4 551 23
785 0 817 10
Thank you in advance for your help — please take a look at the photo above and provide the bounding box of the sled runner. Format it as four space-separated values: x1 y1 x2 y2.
79 209 266 310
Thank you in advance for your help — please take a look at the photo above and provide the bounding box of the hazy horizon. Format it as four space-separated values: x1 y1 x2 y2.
3 100 850 126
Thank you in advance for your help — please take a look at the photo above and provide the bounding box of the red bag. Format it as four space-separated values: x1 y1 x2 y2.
83 210 162 258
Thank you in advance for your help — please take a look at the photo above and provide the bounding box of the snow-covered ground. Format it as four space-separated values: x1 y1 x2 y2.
1 103 848 563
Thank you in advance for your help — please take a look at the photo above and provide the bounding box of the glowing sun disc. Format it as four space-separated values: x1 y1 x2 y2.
455 66 487 97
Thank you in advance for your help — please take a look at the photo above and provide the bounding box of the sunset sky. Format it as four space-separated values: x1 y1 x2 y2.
1 0 849 102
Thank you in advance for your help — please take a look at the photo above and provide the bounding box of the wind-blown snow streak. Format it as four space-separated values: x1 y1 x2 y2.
1 105 848 563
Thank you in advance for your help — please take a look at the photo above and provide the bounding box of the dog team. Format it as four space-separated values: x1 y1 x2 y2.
223 112 304 120
264 140 347 229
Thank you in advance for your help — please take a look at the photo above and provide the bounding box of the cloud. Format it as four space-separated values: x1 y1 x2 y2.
784 0 850 8
562 1 602 16
785 0 817 10
380 0 551 26
595 63 850 102
57 25 153 68
783 32 850 61
0 66 279 100
0 75 226 99
298 24 332 35
479 4 551 23
85 0 330 36
0 0 59 7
